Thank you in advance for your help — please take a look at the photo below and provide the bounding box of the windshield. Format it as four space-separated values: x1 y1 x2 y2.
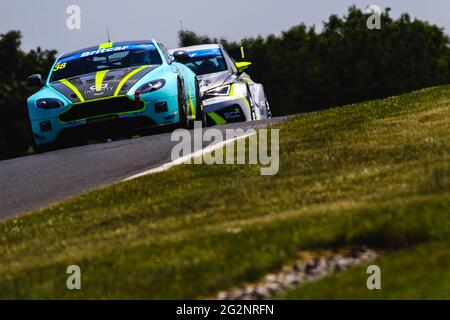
179 48 228 76
50 44 162 82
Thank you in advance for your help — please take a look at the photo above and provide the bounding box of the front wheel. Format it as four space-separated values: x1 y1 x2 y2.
33 142 57 154
194 79 209 127
177 80 189 129
28 121 56 154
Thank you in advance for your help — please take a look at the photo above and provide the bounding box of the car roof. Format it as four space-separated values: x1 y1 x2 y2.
168 44 220 54
59 40 157 59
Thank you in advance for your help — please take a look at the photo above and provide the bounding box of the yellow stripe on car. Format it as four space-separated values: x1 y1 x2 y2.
243 97 252 112
230 83 252 113
208 112 226 125
188 94 196 119
59 79 85 102
95 70 109 92
114 65 149 96
229 83 235 97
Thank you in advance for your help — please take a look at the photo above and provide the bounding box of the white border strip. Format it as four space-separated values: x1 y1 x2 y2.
122 132 256 181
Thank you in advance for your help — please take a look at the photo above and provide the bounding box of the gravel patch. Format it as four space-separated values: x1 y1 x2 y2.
216 246 379 300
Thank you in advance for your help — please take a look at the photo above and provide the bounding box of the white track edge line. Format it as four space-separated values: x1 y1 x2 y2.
122 132 256 181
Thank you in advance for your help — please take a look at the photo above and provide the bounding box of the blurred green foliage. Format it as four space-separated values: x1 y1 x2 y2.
0 31 56 159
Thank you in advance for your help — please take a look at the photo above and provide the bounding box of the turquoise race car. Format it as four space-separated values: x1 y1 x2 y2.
26 40 203 151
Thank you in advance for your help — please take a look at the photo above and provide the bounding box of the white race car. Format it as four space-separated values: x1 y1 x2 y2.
170 44 271 126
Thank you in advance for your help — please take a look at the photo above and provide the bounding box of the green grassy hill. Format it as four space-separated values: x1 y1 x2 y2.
0 85 449 299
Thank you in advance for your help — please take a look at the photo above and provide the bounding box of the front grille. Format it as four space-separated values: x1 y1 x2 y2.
56 116 156 143
59 97 145 122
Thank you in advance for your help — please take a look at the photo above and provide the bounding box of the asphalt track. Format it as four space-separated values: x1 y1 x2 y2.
0 118 286 220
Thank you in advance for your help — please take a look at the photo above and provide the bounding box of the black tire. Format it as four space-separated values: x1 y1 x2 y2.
194 79 208 127
177 79 189 129
25 110 41 154
27 119 55 154
33 142 44 154
34 142 57 154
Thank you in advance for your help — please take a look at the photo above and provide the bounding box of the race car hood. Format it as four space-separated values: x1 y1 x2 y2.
49 65 159 103
197 70 235 94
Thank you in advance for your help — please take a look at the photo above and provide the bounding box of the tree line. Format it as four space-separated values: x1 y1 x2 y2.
180 6 450 115
1 6 450 159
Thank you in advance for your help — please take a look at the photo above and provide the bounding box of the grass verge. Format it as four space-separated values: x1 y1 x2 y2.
276 241 450 299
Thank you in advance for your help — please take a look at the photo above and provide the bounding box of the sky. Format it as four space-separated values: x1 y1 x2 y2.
1 0 450 54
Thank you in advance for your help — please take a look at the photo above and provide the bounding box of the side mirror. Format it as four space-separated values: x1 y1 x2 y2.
172 50 191 63
27 74 43 87
235 61 252 73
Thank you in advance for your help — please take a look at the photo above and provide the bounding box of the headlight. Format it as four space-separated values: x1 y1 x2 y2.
137 79 166 94
36 98 64 109
203 84 231 100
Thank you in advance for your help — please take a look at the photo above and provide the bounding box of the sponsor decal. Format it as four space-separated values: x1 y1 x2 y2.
84 83 113 96
58 44 156 63
224 109 242 120
80 46 129 58
87 114 119 124
188 48 221 58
